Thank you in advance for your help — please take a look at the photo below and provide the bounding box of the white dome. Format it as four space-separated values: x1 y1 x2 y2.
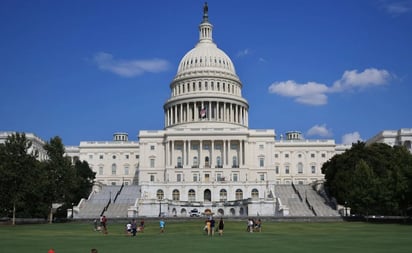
177 41 236 76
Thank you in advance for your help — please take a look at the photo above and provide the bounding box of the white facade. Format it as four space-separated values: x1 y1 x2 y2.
0 131 48 161
2 4 411 217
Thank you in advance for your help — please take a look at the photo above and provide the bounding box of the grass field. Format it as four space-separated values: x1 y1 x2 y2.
1 220 411 253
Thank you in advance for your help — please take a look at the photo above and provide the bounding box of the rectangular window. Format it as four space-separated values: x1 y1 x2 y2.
285 166 290 174
150 145 155 150
99 167 103 175
259 157 264 167
99 155 104 159
177 174 182 182
275 166 279 174
259 173 265 181
321 153 326 158
311 166 316 174
285 154 289 158
150 159 155 168
311 153 315 158
124 167 129 175
150 175 155 182
193 174 198 182
232 173 238 182
125 154 129 159
275 153 279 158
89 154 93 159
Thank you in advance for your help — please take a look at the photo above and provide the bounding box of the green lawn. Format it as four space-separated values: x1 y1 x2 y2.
0 220 411 253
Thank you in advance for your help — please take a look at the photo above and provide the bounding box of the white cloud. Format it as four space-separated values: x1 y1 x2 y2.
307 124 333 138
331 68 391 92
92 52 170 77
341 132 362 145
268 80 329 106
381 1 412 15
268 68 392 106
237 49 250 57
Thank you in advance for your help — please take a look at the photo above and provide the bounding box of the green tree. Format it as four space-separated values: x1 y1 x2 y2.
43 136 75 222
322 142 412 216
0 133 40 224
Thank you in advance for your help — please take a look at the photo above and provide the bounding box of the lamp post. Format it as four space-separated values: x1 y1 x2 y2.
344 201 348 217
158 195 163 217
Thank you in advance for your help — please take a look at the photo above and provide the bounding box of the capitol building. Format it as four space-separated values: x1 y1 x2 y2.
2 4 411 218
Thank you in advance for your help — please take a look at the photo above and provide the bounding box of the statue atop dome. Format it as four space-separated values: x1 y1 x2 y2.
203 2 209 21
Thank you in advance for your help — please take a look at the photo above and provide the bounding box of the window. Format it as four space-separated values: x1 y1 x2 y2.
285 166 290 174
192 156 198 168
259 173 265 181
259 144 264 149
275 154 279 158
135 155 139 159
172 189 180 201
150 175 155 182
99 166 103 175
150 145 155 150
112 155 116 159
311 153 315 158
188 189 196 201
251 189 259 199
193 173 199 182
259 157 264 167
156 189 164 200
311 165 316 174
216 156 222 168
297 163 303 174
275 166 279 174
111 163 117 175
177 156 182 168
235 189 243 200
232 156 238 168
216 173 223 181
124 166 129 175
321 153 326 158
285 154 289 158
99 155 104 159
150 158 155 168
220 189 227 201
89 154 93 159
177 174 182 182
125 154 129 159
298 154 302 158
232 173 238 182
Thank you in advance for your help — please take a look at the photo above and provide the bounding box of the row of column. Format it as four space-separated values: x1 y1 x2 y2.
165 139 246 169
165 100 248 127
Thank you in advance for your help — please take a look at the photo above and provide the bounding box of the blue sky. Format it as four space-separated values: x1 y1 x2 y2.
1 0 411 146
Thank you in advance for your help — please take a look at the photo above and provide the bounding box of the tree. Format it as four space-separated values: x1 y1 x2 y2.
322 142 412 216
43 136 75 222
0 133 40 224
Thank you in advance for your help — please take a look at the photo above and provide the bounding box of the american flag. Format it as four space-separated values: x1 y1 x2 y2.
200 107 207 118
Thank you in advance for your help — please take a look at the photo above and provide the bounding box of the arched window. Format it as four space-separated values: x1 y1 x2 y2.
177 156 182 168
157 189 164 200
188 189 196 201
172 189 180 201
235 189 243 200
220 189 227 201
251 189 259 199
193 156 198 168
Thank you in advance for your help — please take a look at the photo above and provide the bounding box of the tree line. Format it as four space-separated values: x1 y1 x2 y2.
322 142 412 216
0 133 95 223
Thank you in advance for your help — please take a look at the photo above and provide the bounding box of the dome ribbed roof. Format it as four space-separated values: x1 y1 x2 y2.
177 42 236 75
